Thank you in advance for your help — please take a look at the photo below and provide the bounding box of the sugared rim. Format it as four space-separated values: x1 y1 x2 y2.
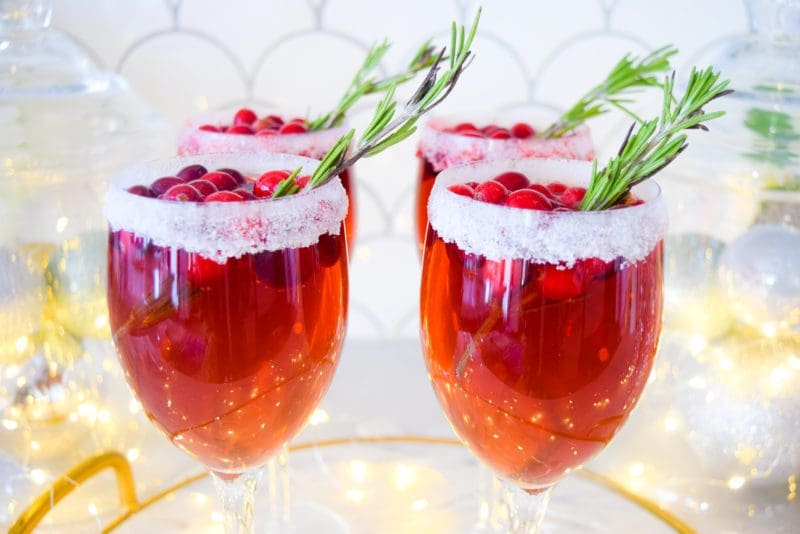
104 152 348 262
177 109 350 160
418 111 595 172
427 157 667 265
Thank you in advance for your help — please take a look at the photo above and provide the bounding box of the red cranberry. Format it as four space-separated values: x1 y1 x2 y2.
474 180 509 204
188 179 218 197
558 187 587 209
488 129 512 139
127 185 154 197
511 122 535 139
199 124 220 132
454 122 478 132
318 233 342 267
506 189 553 210
161 183 202 202
184 251 227 287
150 176 185 196
232 188 255 200
254 170 291 198
492 171 530 191
201 171 238 191
228 125 254 135
233 108 258 126
216 168 245 184
204 191 242 202
294 175 310 189
465 181 479 189
254 246 315 288
254 115 283 130
176 164 208 182
547 182 567 195
539 264 586 300
528 183 555 199
459 129 485 138
278 122 308 134
255 128 277 137
448 183 475 197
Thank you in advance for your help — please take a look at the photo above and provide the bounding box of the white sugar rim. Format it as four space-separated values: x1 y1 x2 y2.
418 112 595 172
104 152 348 262
178 109 349 160
428 158 667 265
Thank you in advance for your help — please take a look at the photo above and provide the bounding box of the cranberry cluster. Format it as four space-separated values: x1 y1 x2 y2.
448 172 643 211
441 121 536 140
197 108 310 136
126 165 310 202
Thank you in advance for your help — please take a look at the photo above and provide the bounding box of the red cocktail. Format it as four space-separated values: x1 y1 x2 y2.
178 109 358 253
106 152 348 532
415 114 594 254
420 158 666 529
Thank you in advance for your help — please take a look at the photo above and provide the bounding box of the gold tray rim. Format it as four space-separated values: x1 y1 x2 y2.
9 435 696 534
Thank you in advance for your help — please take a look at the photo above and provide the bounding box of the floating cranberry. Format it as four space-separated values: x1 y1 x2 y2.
465 181 479 189
511 122 535 139
255 128 277 136
559 187 587 209
318 233 342 267
176 164 208 182
150 176 185 196
216 168 245 184
539 263 586 300
233 108 258 126
204 191 242 202
198 124 220 132
488 129 512 139
127 185 154 197
492 171 529 191
232 188 255 200
294 175 310 189
254 170 291 198
228 125 254 135
474 181 509 204
454 122 478 132
448 183 475 197
255 115 283 130
187 179 218 197
254 246 316 288
528 183 555 199
547 182 567 195
183 251 227 287
506 189 553 210
278 122 308 134
459 129 485 138
201 171 238 191
161 183 202 202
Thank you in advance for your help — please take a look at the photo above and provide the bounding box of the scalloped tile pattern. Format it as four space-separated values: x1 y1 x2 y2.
52 0 748 339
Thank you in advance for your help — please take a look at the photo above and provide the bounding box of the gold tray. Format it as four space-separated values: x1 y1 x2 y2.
9 435 695 533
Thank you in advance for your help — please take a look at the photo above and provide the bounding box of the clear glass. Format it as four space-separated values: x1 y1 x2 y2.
420 158 666 532
414 110 595 255
106 153 349 533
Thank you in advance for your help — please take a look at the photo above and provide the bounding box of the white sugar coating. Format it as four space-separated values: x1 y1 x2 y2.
177 109 349 160
104 153 348 263
428 158 668 265
418 112 595 172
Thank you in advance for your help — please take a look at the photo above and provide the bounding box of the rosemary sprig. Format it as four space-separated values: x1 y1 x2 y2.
307 38 439 131
541 45 678 139
298 8 481 192
579 66 733 211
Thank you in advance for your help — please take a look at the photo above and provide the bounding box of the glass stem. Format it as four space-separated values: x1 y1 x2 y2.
501 480 553 534
265 446 293 532
211 469 263 534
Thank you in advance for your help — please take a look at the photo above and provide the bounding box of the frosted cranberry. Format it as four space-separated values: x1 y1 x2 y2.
294 175 310 189
279 122 308 134
161 183 202 202
454 122 477 132
199 124 220 132
201 171 238 191
187 179 218 197
232 188 255 200
255 128 277 137
547 182 567 195
150 176 185 196
228 125 254 135
254 170 291 198
176 164 208 182
559 187 587 209
488 129 512 139
506 189 553 210
511 122 535 139
127 185 154 197
216 168 245 184
448 183 475 197
539 264 586 300
204 191 242 202
233 108 258 126
492 171 529 191
474 180 509 204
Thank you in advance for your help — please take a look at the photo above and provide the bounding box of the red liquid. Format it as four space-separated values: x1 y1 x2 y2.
420 232 663 488
415 158 437 256
339 169 356 254
107 229 348 473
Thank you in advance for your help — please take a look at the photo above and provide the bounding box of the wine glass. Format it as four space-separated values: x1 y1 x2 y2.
420 157 666 532
415 110 595 256
105 152 348 533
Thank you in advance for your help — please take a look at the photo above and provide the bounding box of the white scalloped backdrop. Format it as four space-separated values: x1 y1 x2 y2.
52 0 748 339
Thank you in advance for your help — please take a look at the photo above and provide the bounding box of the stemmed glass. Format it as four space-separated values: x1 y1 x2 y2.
420 157 666 532
105 152 348 533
